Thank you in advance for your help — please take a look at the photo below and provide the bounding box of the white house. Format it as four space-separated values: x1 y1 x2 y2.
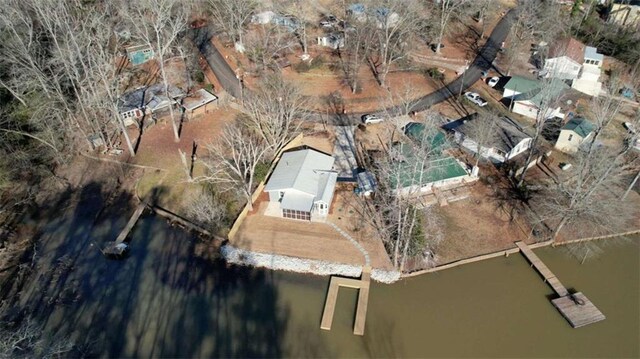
251 11 277 24
572 46 604 97
543 37 584 80
317 33 344 49
443 114 533 163
503 76 568 120
263 148 337 222
555 117 595 153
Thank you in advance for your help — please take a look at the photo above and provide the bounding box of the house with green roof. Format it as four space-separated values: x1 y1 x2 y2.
555 117 595 153
502 76 569 120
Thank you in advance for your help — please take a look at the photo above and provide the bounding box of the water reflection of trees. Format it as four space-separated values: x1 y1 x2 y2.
1 182 303 358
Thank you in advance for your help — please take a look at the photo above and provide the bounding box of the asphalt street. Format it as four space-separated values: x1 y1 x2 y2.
192 8 517 124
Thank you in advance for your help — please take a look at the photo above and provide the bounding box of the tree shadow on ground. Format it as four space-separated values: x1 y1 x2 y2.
1 179 327 358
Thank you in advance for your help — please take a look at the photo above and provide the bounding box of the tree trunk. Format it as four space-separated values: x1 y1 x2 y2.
552 215 568 242
118 118 136 156
159 62 180 142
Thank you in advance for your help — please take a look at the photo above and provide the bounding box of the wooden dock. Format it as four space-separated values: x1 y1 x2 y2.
320 266 371 336
515 241 605 328
515 241 568 297
114 203 146 244
552 293 606 328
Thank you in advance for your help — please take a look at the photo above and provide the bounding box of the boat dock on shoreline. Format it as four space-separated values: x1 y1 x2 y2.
515 241 605 328
320 266 371 336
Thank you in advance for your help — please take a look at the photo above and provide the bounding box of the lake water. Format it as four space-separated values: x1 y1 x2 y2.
17 202 640 358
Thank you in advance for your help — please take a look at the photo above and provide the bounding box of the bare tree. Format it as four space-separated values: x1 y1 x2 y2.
200 123 272 211
242 74 307 154
125 0 189 142
537 144 638 242
464 110 501 168
358 120 447 270
428 0 474 54
275 0 314 55
207 0 257 50
470 0 499 39
0 317 74 359
243 24 296 72
340 19 373 93
365 0 423 87
517 77 567 186
183 186 226 233
505 0 567 75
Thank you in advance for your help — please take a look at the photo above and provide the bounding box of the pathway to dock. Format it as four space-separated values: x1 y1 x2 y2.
515 241 605 328
115 203 146 244
320 266 371 336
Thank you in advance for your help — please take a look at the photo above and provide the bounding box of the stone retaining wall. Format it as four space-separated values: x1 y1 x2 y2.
221 245 401 283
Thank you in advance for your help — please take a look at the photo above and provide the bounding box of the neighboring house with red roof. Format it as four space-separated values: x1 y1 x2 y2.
543 37 585 80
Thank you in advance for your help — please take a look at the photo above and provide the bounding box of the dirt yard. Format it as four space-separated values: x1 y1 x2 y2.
232 190 393 270
433 182 532 264
127 107 240 210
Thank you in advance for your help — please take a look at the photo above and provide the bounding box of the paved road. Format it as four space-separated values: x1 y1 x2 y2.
192 8 516 122
190 27 242 98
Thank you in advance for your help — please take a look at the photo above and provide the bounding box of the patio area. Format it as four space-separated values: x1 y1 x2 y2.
231 190 393 270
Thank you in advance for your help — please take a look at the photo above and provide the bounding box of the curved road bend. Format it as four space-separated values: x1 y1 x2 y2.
191 9 517 122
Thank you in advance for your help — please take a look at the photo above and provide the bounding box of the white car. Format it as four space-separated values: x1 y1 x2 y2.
487 76 500 88
362 114 384 124
463 92 488 107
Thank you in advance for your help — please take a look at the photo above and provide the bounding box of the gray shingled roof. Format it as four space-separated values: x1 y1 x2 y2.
443 114 532 153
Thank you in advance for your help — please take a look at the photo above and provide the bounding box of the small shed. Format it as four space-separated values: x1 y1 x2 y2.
181 89 218 119
555 117 595 153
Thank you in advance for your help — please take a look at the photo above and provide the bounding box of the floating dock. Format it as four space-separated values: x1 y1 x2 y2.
320 266 371 336
515 241 605 328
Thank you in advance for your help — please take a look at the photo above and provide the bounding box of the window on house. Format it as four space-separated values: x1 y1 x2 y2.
568 134 573 141
282 209 311 221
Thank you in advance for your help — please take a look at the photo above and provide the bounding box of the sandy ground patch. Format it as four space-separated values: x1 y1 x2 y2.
434 182 531 264
232 189 393 270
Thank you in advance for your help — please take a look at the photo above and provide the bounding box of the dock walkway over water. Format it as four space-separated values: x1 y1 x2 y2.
515 241 605 328
320 266 371 336
515 241 568 297
115 203 146 244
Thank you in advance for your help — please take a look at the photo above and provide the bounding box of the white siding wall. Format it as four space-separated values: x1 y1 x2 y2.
267 190 280 202
544 57 581 80
506 138 532 160
555 129 585 153
512 101 538 119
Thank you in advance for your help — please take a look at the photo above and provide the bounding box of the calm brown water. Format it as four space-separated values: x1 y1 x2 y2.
25 203 640 358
